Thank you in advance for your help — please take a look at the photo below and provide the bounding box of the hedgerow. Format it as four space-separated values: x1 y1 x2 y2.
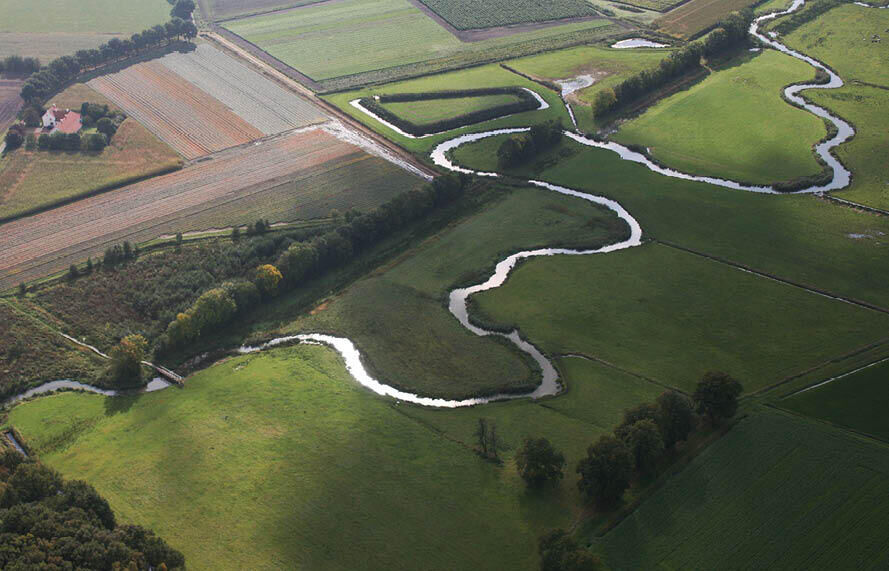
359 87 538 136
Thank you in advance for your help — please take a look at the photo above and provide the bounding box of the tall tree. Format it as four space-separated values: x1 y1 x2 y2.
656 390 695 447
693 371 743 424
622 420 664 476
538 529 602 571
516 437 566 488
576 435 633 507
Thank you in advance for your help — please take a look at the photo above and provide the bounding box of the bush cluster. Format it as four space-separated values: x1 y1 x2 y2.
497 121 563 168
20 18 197 103
360 87 540 136
593 10 754 118
0 450 184 569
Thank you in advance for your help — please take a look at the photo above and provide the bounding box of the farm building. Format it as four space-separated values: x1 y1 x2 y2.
41 105 82 134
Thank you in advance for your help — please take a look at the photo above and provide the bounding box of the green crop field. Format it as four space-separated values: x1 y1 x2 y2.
613 50 826 184
6 344 660 570
417 0 598 29
381 93 523 125
200 0 321 21
223 0 618 91
283 185 627 399
782 3 889 87
451 133 889 311
597 409 889 568
782 359 889 441
506 44 671 131
326 64 570 154
613 0 687 12
0 300 106 398
0 0 172 60
471 242 889 394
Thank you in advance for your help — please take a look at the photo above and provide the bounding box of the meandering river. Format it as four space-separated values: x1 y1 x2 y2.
7 0 867 409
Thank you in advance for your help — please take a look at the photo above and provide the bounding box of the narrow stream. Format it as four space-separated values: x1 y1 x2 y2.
5 1 870 409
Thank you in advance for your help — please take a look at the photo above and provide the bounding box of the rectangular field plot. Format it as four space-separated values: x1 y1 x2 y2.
0 128 423 291
417 0 598 29
88 45 325 159
202 0 321 21
0 77 23 132
782 359 889 441
657 0 760 37
223 0 617 91
599 409 889 569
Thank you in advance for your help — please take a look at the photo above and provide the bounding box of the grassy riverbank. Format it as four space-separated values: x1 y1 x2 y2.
613 50 826 184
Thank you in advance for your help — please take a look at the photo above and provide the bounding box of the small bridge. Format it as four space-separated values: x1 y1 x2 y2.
144 362 185 385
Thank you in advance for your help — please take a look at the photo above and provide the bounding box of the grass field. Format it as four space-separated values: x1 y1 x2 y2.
782 359 889 441
657 0 760 38
451 133 889 311
6 343 658 570
326 64 570 154
381 93 523 125
0 300 106 397
0 0 172 61
782 3 889 87
283 185 627 399
613 51 826 184
506 44 671 131
471 242 889 394
597 408 889 568
201 0 321 21
0 129 423 291
417 0 598 29
224 0 617 91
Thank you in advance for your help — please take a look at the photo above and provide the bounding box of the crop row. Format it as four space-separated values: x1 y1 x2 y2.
418 0 598 30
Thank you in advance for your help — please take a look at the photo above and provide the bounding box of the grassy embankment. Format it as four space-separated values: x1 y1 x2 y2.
613 50 826 184
381 93 524 125
596 407 889 568
779 3 889 209
325 64 571 154
0 83 182 220
224 0 617 91
0 0 172 61
7 344 661 570
505 44 671 132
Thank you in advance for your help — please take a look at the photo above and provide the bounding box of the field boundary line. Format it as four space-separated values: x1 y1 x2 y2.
559 353 686 394
656 240 889 314
765 403 889 448
781 354 889 398
820 193 889 217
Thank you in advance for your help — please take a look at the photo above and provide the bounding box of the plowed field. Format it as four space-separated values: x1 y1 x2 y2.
89 62 264 159
0 128 421 290
0 78 23 132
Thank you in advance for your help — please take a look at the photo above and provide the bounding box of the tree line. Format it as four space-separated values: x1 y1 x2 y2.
593 10 755 118
0 55 40 75
20 17 197 104
497 121 563 168
0 448 184 569
360 87 540 137
156 174 473 352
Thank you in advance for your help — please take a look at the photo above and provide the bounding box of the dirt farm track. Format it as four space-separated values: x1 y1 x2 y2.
0 128 374 290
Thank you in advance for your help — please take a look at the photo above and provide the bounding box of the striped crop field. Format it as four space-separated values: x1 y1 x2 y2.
0 78 24 132
417 0 598 29
88 45 326 159
657 0 760 38
0 128 422 291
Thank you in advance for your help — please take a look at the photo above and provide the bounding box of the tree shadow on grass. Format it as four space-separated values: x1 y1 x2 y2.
104 392 141 416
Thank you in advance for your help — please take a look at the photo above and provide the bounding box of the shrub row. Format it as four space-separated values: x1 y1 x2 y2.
157 174 473 351
360 87 539 136
20 18 197 103
592 10 754 118
0 55 40 75
497 121 563 168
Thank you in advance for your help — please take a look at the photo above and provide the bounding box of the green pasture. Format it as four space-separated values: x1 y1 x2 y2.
7 344 659 570
325 64 570 154
381 93 523 125
506 44 671 131
782 359 889 441
451 134 889 310
471 242 889 394
597 408 889 569
416 0 598 29
614 50 826 184
285 185 627 398
782 3 889 87
806 85 889 210
224 0 616 90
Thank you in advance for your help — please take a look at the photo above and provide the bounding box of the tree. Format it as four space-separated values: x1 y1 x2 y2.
68 264 79 280
592 88 617 117
85 132 107 151
96 116 117 138
622 420 664 476
693 371 743 424
516 437 566 488
18 282 26 296
576 435 633 507
656 390 695 448
231 225 240 241
614 402 659 440
254 264 282 297
108 334 148 387
539 529 602 571
4 125 24 150
170 0 196 19
276 241 318 285
37 132 51 150
475 418 499 460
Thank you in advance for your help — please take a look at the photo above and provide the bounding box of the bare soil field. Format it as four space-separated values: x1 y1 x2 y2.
0 32 125 63
657 0 759 37
0 77 24 132
0 128 422 290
